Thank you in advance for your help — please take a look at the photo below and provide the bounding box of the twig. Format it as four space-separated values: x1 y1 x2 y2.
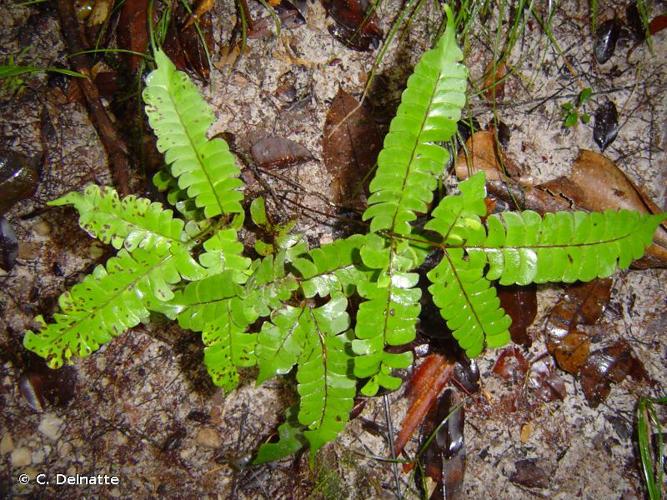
55 0 131 196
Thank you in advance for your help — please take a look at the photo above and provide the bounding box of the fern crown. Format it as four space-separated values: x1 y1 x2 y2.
23 7 665 462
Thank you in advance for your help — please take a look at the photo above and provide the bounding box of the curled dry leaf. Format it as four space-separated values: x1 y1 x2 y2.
527 358 566 402
324 0 383 51
395 353 454 455
492 346 529 383
545 279 612 375
580 340 649 407
593 100 619 151
649 14 667 35
19 358 78 412
455 130 521 181
250 135 313 169
162 3 213 80
0 150 40 215
323 89 382 209
497 285 537 346
510 459 551 489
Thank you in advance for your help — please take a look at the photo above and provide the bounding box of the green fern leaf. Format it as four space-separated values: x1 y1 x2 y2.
153 169 204 220
428 248 511 357
362 6 466 235
254 406 306 464
295 298 356 457
50 184 185 251
143 50 243 218
470 206 666 285
23 243 205 368
352 235 420 396
255 304 308 384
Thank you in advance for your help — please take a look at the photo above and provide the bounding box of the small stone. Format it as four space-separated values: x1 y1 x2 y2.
1 433 14 454
196 427 221 449
32 449 45 464
38 413 64 441
33 220 51 236
10 447 31 467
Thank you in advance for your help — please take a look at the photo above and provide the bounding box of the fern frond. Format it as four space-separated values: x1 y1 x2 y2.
143 50 243 218
198 227 252 282
362 6 466 235
153 169 204 220
352 235 420 396
295 298 356 457
23 243 206 368
470 208 666 285
291 235 371 298
427 248 511 358
255 304 308 384
50 184 185 251
254 406 306 464
201 298 257 391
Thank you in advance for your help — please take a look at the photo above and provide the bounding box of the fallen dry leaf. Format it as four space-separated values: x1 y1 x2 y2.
324 0 383 51
527 358 567 402
414 389 465 499
323 89 381 209
545 279 612 375
251 135 313 169
118 0 150 73
580 340 649 407
497 285 537 346
483 60 506 103
455 130 521 181
395 353 454 455
536 149 667 267
492 346 529 383
593 100 619 151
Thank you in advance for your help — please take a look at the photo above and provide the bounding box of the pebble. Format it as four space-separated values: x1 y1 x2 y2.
196 427 221 449
0 433 14 454
38 413 64 441
10 447 31 467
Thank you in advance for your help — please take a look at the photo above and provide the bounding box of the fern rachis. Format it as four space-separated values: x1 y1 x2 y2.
23 5 665 463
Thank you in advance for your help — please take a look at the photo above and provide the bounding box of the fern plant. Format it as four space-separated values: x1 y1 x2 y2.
23 6 664 463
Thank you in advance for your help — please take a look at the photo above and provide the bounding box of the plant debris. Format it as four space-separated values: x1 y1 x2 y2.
324 0 383 51
250 135 313 169
0 216 19 271
545 279 612 375
580 340 650 407
594 18 621 64
322 89 382 209
593 100 619 151
0 150 40 214
497 285 537 346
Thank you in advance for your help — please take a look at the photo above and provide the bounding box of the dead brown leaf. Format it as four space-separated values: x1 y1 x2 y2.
250 135 313 169
497 285 537 346
455 130 521 181
483 60 506 103
580 340 649 407
322 89 381 209
545 279 612 375
395 354 454 455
